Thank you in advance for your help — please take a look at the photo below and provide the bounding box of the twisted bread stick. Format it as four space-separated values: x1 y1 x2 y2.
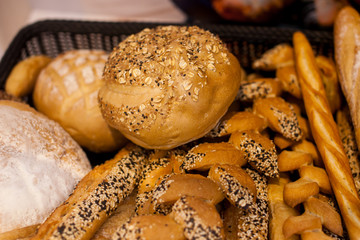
293 31 360 239
31 144 146 240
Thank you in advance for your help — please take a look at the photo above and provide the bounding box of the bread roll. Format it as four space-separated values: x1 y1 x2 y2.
98 25 244 150
33 49 127 153
0 100 91 234
5 55 51 97
294 30 360 239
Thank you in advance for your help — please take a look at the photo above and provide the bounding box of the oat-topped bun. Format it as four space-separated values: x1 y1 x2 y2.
0 100 91 234
99 25 244 149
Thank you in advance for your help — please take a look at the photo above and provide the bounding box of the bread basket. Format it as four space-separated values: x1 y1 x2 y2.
0 20 334 164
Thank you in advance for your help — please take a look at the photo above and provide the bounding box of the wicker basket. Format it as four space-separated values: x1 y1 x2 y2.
0 20 334 163
0 20 334 85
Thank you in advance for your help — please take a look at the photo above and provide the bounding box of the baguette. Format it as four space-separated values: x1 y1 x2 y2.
293 31 360 239
334 6 360 152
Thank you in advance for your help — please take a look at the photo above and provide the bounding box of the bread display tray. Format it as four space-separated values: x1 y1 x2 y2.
0 20 334 164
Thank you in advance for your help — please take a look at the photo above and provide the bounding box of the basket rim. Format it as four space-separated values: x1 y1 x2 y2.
0 19 334 87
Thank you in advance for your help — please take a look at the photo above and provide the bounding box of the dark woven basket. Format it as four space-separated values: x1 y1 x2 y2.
0 20 334 164
0 20 334 86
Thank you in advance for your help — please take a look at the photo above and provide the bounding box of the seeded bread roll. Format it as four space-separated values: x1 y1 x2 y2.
33 50 127 153
98 25 244 150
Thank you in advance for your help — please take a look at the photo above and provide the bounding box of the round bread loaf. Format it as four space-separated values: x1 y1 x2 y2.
0 100 92 234
33 49 127 153
98 25 244 149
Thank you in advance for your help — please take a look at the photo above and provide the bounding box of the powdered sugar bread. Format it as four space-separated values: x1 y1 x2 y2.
0 100 91 234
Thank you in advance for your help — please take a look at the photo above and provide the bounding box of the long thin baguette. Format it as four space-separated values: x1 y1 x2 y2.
30 144 147 240
334 6 360 152
293 31 360 239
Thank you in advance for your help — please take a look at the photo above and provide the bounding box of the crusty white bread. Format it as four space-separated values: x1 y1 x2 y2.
0 100 91 235
294 30 360 239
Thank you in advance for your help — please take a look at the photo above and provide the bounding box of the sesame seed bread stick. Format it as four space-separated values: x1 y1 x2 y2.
293 31 360 239
31 144 147 240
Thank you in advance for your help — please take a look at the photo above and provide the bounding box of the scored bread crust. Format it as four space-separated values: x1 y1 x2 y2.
334 6 360 152
293 31 360 239
98 25 244 150
33 50 127 153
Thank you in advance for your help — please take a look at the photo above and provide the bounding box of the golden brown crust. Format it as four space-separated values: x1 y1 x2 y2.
91 191 137 240
253 97 303 141
113 214 185 240
180 142 247 171
268 175 300 240
291 139 323 168
149 174 224 214
236 78 283 101
283 178 319 208
304 196 343 236
170 195 224 240
334 6 360 152
252 43 294 71
276 65 302 99
277 150 313 172
33 50 127 153
336 107 360 196
0 225 39 240
99 25 244 150
301 231 337 240
208 164 257 209
282 213 322 239
299 165 332 195
138 157 172 194
294 30 360 239
31 144 146 240
315 55 342 114
273 133 296 149
5 55 51 97
207 111 268 137
229 130 279 178
237 168 269 240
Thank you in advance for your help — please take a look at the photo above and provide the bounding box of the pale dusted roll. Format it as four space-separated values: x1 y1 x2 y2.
0 100 91 234
98 25 244 150
33 49 127 153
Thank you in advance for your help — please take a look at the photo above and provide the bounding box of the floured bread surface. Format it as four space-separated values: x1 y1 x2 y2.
0 101 91 234
99 25 244 149
33 49 127 153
